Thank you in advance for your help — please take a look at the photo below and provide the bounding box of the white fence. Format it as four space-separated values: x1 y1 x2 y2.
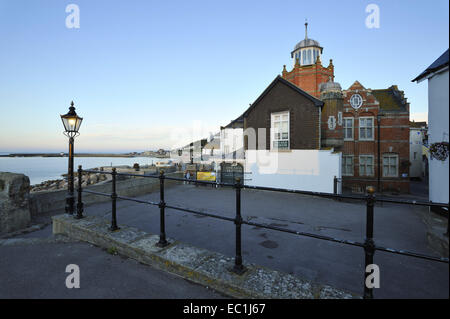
244 150 342 193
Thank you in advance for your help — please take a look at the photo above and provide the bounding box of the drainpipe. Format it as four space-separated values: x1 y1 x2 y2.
318 106 322 149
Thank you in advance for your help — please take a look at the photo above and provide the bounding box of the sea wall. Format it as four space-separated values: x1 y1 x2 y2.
29 171 183 216
0 172 31 234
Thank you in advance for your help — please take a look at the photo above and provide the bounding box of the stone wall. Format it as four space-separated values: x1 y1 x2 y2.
29 171 183 216
0 172 31 234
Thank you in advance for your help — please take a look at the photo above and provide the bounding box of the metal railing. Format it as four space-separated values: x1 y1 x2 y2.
73 165 449 299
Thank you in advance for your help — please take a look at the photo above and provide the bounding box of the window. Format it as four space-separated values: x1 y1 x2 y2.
271 111 289 150
359 155 374 176
343 118 354 140
359 117 374 140
413 152 417 160
383 154 398 177
307 49 312 64
298 51 301 63
342 156 354 176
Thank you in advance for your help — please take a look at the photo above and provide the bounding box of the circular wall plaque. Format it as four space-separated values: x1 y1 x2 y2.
350 94 363 109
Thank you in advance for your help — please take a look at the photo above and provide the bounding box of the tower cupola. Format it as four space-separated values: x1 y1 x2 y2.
291 21 323 66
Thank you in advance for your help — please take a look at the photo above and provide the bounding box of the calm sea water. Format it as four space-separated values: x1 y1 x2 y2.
0 155 165 185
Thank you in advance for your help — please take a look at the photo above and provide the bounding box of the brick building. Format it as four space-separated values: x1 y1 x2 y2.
340 82 410 193
280 23 410 193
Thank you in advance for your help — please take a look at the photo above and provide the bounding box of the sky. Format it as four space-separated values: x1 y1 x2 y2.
0 0 448 153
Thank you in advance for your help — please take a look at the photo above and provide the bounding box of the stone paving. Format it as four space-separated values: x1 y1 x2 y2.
81 183 449 298
0 227 228 299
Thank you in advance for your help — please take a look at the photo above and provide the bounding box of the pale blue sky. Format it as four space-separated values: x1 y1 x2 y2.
0 0 448 152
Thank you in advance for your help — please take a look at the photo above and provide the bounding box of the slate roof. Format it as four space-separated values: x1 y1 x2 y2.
412 49 449 82
224 114 244 129
242 76 323 118
409 121 427 128
371 87 408 112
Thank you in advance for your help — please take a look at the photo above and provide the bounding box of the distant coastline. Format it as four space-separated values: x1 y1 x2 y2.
0 154 171 185
0 152 170 158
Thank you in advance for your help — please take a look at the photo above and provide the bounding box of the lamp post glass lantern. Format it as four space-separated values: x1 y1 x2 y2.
61 101 83 138
61 101 83 216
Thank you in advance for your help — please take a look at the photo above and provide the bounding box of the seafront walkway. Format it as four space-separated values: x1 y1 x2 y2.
1 182 448 298
74 183 448 298
0 225 226 298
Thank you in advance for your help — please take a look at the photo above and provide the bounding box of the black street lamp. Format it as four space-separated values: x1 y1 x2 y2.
61 101 83 216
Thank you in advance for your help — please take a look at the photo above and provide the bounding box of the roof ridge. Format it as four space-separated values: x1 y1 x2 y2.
242 76 323 117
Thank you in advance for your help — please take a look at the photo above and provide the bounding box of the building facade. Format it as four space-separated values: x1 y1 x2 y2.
339 83 411 193
409 121 428 179
413 49 449 209
280 24 411 193
239 76 341 193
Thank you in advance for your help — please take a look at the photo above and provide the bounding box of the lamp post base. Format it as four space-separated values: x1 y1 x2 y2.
65 194 75 215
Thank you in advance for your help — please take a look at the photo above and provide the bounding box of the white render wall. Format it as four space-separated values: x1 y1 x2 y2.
244 149 342 193
409 128 426 178
428 69 449 205
220 128 244 160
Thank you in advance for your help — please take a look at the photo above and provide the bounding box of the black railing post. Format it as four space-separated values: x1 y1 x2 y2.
446 206 449 237
333 176 337 195
75 165 84 219
157 170 169 247
232 177 246 274
109 168 119 231
364 186 376 299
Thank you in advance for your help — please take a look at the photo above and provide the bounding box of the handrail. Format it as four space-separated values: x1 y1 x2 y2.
75 165 449 299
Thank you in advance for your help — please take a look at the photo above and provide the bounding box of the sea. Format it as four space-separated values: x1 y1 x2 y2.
0 153 166 185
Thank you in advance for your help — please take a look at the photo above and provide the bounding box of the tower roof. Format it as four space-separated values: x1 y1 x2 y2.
292 21 322 52
319 77 342 93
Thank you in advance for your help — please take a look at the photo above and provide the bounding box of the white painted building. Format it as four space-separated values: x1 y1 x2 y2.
413 49 449 210
409 122 428 179
219 115 245 163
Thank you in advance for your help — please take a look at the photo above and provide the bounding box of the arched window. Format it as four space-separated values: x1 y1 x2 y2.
298 51 301 64
307 49 312 64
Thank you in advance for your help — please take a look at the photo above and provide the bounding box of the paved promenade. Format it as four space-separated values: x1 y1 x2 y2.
1 182 447 298
81 183 448 298
0 228 227 299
